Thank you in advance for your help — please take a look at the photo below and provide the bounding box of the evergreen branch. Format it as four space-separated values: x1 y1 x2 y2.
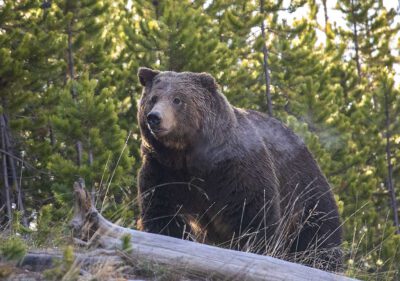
0 148 51 176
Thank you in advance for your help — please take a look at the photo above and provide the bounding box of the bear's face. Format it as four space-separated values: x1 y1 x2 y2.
138 67 218 150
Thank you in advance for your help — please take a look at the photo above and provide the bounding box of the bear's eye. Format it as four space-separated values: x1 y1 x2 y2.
150 96 158 103
173 97 181 105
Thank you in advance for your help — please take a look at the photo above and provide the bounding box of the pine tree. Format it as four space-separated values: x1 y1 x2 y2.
49 76 133 206
0 0 64 227
1 0 136 222
41 0 135 213
336 0 399 81
333 0 400 276
127 0 228 72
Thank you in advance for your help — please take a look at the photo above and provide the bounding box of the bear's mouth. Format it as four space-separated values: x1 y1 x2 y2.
149 127 168 137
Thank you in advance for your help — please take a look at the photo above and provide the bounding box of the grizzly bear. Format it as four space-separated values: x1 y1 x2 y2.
136 67 342 271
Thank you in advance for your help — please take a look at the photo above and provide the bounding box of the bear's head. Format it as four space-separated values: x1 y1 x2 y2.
137 67 232 151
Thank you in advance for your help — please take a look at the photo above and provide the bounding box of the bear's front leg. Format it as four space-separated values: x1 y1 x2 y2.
137 156 188 239
201 163 282 253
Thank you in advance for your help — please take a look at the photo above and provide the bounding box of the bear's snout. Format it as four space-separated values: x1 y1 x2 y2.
145 102 176 137
147 111 162 129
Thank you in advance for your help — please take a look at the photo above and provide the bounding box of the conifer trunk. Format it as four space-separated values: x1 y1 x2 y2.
67 17 83 167
0 114 12 225
67 20 77 100
2 114 27 226
0 113 28 227
49 123 56 147
260 0 273 117
322 0 329 33
88 144 94 202
384 89 400 234
350 0 361 79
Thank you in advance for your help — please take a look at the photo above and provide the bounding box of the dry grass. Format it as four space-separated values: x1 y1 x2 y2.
135 179 399 280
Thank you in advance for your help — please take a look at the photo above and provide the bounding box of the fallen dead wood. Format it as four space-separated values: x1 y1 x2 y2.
68 179 358 281
18 250 122 272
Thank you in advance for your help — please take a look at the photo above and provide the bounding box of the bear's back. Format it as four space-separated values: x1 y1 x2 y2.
237 108 333 204
236 108 306 163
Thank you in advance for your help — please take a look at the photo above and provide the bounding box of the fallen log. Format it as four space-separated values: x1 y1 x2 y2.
18 250 122 272
69 179 358 281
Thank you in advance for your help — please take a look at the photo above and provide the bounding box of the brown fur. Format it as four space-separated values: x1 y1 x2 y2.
136 67 342 271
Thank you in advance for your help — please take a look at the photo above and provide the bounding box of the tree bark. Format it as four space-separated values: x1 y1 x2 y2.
350 0 361 79
66 17 83 167
18 250 122 272
384 87 400 234
260 0 273 117
88 143 94 202
2 114 27 226
322 0 329 33
48 120 56 147
0 114 12 225
67 20 77 100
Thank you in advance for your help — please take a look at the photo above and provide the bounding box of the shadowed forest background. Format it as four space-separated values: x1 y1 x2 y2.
0 0 400 280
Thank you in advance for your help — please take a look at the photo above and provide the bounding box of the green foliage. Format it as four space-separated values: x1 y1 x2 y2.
0 236 27 262
33 204 69 247
43 245 79 281
49 76 134 205
120 233 133 254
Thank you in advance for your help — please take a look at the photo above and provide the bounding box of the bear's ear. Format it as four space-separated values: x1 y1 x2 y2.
138 67 160 86
198 72 218 94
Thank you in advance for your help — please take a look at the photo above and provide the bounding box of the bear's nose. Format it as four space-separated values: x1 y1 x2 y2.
147 112 161 128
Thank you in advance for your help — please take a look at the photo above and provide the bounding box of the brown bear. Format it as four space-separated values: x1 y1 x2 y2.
136 67 342 271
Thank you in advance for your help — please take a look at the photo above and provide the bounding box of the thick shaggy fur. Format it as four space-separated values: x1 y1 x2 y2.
137 68 342 271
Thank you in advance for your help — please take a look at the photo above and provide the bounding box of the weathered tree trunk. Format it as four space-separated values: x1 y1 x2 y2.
69 180 358 281
19 250 123 272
